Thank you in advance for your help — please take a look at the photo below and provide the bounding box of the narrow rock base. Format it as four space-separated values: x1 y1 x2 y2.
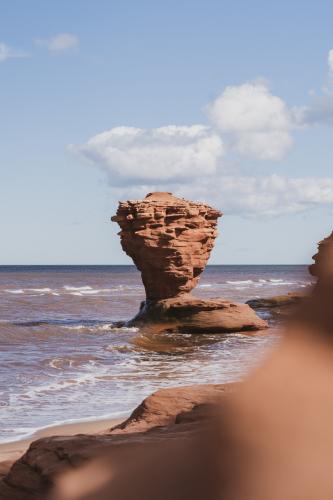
129 294 268 333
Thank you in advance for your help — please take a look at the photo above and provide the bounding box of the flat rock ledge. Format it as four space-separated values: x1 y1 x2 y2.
129 295 268 333
0 384 233 500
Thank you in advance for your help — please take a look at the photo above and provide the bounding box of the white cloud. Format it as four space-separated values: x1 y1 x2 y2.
71 125 224 185
328 49 333 75
176 175 333 216
71 51 333 218
109 175 333 217
0 42 26 62
206 82 298 160
36 33 79 52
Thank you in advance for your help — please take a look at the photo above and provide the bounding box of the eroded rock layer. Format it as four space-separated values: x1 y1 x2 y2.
0 384 231 500
309 231 333 282
130 295 268 333
111 192 222 300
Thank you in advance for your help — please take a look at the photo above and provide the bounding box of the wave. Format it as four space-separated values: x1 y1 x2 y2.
63 285 93 291
226 280 254 285
3 287 130 296
270 281 296 286
23 372 102 398
62 324 138 333
0 411 129 444
62 323 114 331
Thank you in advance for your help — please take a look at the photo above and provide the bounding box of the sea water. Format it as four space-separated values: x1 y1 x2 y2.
0 265 311 443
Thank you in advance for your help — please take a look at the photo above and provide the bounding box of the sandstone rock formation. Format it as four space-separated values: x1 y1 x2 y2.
309 231 333 283
112 192 267 333
0 384 231 500
247 292 307 320
111 192 222 300
133 295 267 333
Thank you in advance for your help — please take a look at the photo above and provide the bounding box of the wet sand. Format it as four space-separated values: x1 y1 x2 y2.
0 417 123 476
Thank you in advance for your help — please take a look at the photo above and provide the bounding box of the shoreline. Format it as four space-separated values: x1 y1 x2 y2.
0 416 124 468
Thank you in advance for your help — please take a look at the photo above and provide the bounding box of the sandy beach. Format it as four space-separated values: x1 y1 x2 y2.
0 417 123 477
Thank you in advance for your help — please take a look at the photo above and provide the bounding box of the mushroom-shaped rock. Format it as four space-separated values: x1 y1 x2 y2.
112 192 267 333
112 192 222 300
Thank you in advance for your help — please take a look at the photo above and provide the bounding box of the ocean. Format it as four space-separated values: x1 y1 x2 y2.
0 265 311 443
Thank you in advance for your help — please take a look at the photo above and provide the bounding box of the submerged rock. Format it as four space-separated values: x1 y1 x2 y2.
247 292 306 309
112 192 267 333
130 295 267 333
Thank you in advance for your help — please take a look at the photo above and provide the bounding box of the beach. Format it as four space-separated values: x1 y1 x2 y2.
0 416 123 478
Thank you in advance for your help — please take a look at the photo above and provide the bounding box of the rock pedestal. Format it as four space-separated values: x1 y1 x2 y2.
112 192 267 333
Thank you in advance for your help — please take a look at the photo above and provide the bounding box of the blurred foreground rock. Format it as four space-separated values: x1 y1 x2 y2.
0 384 231 500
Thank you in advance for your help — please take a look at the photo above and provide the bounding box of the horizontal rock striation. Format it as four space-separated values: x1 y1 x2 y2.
0 384 232 500
130 295 268 333
112 191 267 333
111 192 222 300
309 231 333 283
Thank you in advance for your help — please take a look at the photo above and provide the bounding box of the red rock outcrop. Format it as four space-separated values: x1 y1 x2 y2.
0 384 231 500
111 192 222 300
112 192 267 333
132 295 268 333
309 231 333 282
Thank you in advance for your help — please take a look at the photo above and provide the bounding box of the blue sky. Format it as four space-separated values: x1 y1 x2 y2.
1 0 333 264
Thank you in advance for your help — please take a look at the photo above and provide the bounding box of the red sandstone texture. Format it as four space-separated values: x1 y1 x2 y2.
0 384 231 500
309 231 333 281
133 295 268 332
112 192 267 333
111 192 222 300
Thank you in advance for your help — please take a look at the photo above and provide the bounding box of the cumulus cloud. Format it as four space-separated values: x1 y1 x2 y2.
0 42 26 62
108 175 333 217
178 175 333 216
36 33 79 52
71 51 333 217
206 82 299 160
70 125 224 185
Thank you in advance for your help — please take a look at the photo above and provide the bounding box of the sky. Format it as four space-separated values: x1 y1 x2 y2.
1 0 333 265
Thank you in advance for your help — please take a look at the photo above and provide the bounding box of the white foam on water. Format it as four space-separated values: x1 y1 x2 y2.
0 410 129 444
270 281 296 286
62 323 114 331
226 280 253 285
60 323 138 333
5 289 25 294
22 371 107 399
64 285 93 291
